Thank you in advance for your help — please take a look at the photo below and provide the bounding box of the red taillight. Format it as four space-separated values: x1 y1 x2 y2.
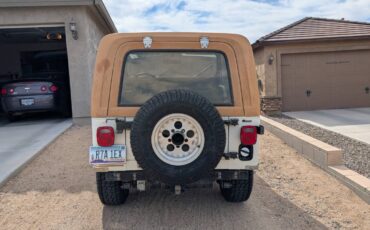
1 88 6 95
240 126 257 145
41 85 48 92
49 85 58 92
97 126 115 147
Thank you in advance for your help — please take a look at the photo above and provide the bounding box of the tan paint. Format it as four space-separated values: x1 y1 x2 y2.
91 32 260 117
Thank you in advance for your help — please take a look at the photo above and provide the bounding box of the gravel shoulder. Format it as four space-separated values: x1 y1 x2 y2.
269 115 370 179
0 126 369 229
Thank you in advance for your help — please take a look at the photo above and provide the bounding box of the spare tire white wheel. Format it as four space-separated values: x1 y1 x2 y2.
151 113 205 166
130 89 226 185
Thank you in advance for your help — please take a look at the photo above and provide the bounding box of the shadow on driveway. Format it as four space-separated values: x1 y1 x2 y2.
102 176 326 230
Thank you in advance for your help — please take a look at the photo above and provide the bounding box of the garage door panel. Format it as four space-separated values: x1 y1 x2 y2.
282 50 370 111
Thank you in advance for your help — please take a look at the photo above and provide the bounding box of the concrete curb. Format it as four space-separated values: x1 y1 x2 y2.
0 120 73 188
261 116 370 204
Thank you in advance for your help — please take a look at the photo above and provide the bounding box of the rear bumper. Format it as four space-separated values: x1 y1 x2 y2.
1 94 57 113
101 170 253 183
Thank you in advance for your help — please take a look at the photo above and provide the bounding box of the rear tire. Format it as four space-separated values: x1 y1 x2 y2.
96 172 129 205
219 171 254 202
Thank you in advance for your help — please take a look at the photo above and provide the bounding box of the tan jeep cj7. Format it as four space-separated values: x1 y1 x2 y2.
89 33 263 205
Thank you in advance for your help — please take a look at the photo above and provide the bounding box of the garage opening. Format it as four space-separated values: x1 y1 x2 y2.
0 26 72 122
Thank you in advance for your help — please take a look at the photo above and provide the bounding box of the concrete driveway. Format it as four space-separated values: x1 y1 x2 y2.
284 108 370 144
0 118 72 186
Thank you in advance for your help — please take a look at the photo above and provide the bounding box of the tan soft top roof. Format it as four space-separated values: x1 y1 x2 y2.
91 32 260 117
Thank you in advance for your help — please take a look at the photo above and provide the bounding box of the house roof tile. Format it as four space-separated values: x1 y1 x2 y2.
253 17 370 48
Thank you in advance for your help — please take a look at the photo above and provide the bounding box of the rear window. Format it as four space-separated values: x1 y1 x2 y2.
118 51 233 106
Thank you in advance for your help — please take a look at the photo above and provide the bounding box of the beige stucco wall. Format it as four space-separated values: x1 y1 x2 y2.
0 6 112 121
254 46 279 97
253 39 370 98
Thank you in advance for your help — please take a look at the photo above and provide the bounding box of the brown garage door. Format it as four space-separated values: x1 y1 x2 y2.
281 50 370 111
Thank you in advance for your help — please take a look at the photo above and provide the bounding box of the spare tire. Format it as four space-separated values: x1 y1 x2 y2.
130 89 225 185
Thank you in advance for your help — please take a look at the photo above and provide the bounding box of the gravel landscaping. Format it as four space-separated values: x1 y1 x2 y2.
269 115 370 179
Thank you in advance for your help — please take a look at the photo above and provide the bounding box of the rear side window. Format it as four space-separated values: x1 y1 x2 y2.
118 51 233 106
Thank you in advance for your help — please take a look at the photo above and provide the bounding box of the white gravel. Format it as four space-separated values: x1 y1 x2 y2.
269 115 370 179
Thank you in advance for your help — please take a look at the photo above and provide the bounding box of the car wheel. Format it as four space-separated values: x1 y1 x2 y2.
130 89 226 185
96 172 129 205
6 113 18 122
219 171 254 202
60 109 71 118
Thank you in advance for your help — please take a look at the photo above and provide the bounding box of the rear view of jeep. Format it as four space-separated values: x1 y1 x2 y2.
89 33 263 205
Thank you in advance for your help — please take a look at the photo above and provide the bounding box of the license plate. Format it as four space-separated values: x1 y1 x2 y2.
89 145 126 165
21 98 35 106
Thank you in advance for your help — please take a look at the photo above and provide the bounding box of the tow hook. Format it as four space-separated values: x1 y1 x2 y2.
174 185 182 195
221 181 232 189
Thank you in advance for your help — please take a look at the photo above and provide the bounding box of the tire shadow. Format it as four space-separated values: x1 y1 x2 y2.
102 176 326 230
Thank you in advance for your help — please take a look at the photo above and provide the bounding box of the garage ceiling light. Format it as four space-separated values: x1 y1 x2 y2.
46 32 63 40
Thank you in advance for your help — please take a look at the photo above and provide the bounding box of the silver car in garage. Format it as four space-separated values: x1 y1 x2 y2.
1 80 69 121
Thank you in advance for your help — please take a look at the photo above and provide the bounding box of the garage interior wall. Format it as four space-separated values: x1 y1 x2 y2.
0 42 65 76
0 6 111 122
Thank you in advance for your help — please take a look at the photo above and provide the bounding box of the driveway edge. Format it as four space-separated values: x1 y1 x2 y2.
261 116 370 204
0 120 73 188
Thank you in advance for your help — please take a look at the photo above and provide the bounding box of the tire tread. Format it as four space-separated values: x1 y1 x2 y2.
220 171 254 202
96 172 129 205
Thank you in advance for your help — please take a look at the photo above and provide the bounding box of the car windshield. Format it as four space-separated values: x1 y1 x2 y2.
119 51 233 106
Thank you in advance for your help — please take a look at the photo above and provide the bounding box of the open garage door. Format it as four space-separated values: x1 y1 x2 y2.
0 26 71 121
281 50 370 111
